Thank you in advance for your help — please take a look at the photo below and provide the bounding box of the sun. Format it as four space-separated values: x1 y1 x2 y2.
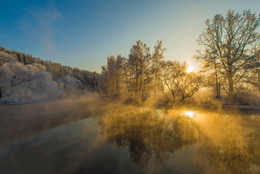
186 64 195 73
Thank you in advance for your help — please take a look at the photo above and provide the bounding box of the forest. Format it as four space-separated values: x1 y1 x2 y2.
0 47 99 88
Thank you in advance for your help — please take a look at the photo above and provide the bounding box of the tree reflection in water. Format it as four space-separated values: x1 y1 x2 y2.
99 107 200 164
99 106 260 174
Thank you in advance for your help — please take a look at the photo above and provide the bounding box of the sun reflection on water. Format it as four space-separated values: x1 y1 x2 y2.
183 111 195 118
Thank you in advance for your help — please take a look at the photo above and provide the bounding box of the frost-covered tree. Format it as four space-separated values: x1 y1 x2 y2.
56 76 83 95
0 61 63 102
151 40 166 95
98 40 182 102
197 10 260 96
0 47 99 90
98 55 125 97
128 40 151 101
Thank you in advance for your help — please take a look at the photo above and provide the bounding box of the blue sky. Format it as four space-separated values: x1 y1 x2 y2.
0 0 259 72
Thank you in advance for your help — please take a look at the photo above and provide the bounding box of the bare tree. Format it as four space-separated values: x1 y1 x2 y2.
157 61 202 102
195 51 223 98
197 10 260 96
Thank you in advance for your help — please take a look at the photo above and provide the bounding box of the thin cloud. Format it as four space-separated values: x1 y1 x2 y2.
19 0 63 54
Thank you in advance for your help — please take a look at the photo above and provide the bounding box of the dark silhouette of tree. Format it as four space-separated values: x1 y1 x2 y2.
99 108 199 164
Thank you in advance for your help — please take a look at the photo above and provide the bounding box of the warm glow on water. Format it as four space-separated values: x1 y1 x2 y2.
184 111 195 118
0 101 259 174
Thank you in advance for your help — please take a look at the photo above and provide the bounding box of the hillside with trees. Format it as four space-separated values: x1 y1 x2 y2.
0 47 99 103
0 47 99 89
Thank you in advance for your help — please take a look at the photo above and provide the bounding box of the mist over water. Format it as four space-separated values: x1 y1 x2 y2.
0 96 259 174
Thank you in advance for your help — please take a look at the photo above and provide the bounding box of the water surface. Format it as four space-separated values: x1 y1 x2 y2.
0 99 259 174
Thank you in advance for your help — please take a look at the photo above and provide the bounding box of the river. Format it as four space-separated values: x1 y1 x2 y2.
0 97 259 174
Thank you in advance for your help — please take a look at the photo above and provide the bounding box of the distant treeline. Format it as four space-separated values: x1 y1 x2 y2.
0 47 99 90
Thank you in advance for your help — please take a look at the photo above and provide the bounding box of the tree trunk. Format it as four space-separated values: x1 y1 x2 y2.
0 88 2 98
180 94 185 102
217 83 221 98
215 72 221 98
257 69 260 96
227 63 234 96
154 75 157 95
214 58 221 98
228 76 234 96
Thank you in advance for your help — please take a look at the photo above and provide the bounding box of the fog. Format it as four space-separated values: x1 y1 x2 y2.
0 96 259 174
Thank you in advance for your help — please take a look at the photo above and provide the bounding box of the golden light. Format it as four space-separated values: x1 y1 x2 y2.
183 111 195 118
186 64 195 73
